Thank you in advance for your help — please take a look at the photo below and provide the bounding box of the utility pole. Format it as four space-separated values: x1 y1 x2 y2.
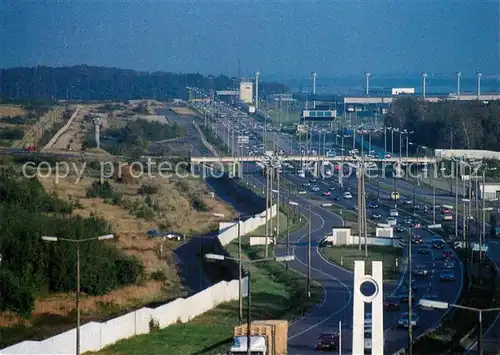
357 162 362 250
408 228 413 355
362 162 368 257
238 219 243 324
277 166 280 237
308 205 312 299
265 166 270 257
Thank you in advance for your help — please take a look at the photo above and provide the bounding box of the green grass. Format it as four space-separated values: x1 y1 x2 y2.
320 245 402 280
90 214 317 355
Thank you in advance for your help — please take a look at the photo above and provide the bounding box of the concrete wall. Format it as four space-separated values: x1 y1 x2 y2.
0 205 279 355
41 107 80 151
435 149 500 160
324 230 400 248
217 204 277 246
0 277 248 355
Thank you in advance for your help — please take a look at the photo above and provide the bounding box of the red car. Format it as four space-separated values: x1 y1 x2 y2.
323 191 331 196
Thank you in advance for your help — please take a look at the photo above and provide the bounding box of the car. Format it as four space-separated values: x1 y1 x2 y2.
312 186 320 192
344 191 353 199
412 236 424 244
385 154 392 159
442 251 453 259
302 182 311 187
403 199 413 205
386 217 397 226
323 191 331 196
367 201 379 208
310 179 318 183
372 213 382 219
413 265 428 276
404 217 414 225
335 196 342 201
328 187 336 191
315 332 339 350
418 246 430 255
440 270 456 281
443 260 456 269
390 209 399 217
432 239 445 248
147 229 184 241
384 296 401 310
395 225 407 232
398 312 419 328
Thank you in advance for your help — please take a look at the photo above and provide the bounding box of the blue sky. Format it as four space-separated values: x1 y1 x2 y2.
1 0 499 78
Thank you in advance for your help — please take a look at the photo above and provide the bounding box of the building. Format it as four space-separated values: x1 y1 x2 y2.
239 81 253 104
479 182 500 201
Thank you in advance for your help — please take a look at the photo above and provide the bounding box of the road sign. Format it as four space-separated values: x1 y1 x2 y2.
237 136 249 143
428 224 442 229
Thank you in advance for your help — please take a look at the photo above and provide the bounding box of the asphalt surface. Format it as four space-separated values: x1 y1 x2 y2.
193 100 464 354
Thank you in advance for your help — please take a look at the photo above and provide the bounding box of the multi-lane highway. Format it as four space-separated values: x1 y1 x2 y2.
193 100 464 354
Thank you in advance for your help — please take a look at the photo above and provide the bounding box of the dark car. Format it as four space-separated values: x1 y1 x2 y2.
440 270 456 281
412 236 424 244
442 251 453 259
372 213 382 219
418 246 430 255
432 239 445 249
413 265 428 276
384 296 401 310
315 332 339 350
368 201 379 209
396 226 407 232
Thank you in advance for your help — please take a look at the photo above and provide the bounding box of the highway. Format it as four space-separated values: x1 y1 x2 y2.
193 100 464 354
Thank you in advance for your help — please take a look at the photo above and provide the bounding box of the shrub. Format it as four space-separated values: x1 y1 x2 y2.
150 270 167 282
86 180 115 198
137 184 159 195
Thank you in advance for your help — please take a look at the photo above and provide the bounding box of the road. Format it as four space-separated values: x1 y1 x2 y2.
194 100 464 354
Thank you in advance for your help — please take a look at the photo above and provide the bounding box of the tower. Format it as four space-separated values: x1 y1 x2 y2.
93 116 102 149
255 71 260 110
312 72 317 109
476 71 482 100
422 72 428 99
352 260 384 355
365 72 371 96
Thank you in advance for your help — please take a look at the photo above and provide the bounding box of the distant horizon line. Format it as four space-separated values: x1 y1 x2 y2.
1 64 499 81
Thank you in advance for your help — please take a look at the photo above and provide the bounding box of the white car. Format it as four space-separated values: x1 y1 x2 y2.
344 192 353 199
386 217 397 226
389 209 399 217
311 186 320 192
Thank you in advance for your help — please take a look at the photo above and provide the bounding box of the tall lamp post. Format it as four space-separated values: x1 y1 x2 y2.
205 253 294 355
480 167 497 262
419 299 500 355
42 234 114 355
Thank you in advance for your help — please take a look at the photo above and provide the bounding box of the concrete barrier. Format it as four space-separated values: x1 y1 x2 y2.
41 107 80 151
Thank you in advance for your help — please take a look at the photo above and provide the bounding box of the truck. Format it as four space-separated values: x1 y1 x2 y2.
230 320 288 355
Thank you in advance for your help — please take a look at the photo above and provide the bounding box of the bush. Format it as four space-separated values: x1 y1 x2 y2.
150 270 167 282
0 269 34 318
137 183 159 195
86 180 115 198
191 195 209 212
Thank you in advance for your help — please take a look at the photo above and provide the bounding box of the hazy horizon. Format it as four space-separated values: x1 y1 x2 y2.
2 0 499 79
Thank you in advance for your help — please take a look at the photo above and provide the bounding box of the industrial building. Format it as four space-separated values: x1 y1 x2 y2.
239 81 253 104
479 182 500 201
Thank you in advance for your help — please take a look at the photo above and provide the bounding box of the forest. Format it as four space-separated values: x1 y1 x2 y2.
0 65 288 101
0 169 143 317
384 97 500 151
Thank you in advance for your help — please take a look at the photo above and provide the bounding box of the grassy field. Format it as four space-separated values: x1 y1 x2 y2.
320 245 402 280
90 214 319 355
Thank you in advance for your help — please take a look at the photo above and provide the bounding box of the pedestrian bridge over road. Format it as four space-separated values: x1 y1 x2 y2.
190 155 438 164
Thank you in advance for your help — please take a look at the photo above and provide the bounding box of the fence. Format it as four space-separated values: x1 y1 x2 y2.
0 205 277 355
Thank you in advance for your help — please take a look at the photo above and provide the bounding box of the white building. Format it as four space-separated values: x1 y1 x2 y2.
239 81 253 104
479 182 500 201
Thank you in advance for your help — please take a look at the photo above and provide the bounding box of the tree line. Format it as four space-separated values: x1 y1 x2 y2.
0 169 143 317
384 97 500 151
0 65 288 101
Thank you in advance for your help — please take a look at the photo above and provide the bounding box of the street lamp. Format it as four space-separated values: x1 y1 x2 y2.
418 299 500 355
480 167 497 261
42 234 114 355
205 253 294 355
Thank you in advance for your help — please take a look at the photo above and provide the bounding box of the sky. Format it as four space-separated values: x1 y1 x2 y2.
1 0 499 79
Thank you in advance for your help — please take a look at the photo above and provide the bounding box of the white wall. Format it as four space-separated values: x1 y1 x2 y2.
0 277 249 355
41 107 80 151
217 205 277 246
0 205 278 355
